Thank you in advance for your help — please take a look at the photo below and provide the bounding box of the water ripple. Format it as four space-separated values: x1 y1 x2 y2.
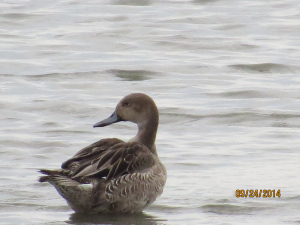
107 69 158 81
230 63 299 73
201 203 269 215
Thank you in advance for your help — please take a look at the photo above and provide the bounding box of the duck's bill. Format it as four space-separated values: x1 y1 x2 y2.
93 111 122 128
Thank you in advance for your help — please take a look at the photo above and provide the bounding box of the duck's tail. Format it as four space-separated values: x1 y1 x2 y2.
38 169 64 182
38 172 95 212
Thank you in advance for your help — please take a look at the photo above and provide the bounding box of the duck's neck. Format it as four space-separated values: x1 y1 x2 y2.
131 117 158 155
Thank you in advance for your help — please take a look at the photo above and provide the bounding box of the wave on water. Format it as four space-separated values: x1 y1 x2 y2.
161 110 300 127
230 63 299 73
206 90 297 99
107 69 158 81
201 203 269 215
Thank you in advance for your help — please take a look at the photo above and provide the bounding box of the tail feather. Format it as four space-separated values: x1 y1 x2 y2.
39 176 50 182
40 174 94 212
38 169 65 183
39 169 61 175
38 169 109 212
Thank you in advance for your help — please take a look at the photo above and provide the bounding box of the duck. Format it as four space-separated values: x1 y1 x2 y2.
38 93 167 213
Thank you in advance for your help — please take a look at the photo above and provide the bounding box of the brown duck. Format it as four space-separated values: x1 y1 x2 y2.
39 93 167 213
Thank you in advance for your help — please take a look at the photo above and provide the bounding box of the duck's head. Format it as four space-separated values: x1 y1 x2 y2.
93 93 159 152
93 93 158 129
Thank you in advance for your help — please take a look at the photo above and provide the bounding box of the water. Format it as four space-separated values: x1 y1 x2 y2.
1 0 300 224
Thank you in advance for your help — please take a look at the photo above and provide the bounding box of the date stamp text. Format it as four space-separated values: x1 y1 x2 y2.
236 189 281 198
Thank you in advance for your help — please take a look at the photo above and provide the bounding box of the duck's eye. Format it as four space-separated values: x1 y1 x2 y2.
122 101 130 107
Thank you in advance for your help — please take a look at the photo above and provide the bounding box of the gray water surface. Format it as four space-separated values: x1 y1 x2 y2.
1 0 300 224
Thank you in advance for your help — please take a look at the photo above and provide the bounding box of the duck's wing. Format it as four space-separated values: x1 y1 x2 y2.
61 138 156 182
61 138 124 170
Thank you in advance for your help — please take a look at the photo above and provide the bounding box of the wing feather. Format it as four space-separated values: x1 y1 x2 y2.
61 138 156 183
61 138 123 169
